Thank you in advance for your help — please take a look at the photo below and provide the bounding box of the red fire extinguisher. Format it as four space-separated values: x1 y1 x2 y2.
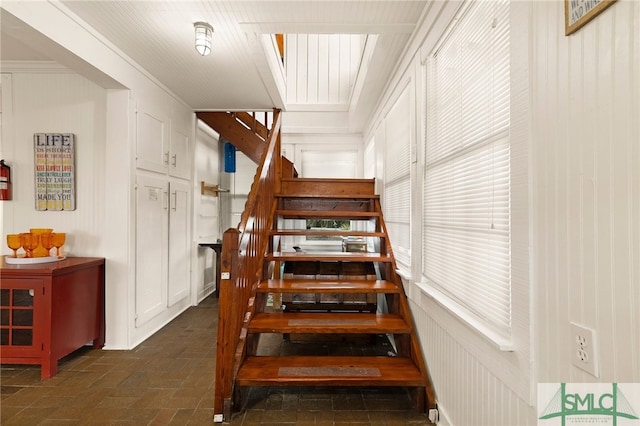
1 159 12 200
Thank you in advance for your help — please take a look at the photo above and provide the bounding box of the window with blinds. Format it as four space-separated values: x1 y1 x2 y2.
384 87 412 269
422 0 511 337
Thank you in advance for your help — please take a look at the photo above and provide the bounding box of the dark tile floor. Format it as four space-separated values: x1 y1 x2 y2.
1 295 432 425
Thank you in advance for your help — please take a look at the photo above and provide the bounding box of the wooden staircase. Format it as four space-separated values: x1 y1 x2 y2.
238 177 432 394
204 110 436 423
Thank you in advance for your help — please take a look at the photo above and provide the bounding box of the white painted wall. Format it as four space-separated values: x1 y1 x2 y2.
0 72 107 254
364 1 639 425
281 133 364 177
285 34 366 108
219 150 256 231
192 121 221 303
531 0 639 385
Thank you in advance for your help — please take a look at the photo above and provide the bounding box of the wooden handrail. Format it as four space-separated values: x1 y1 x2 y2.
233 111 270 141
214 109 282 421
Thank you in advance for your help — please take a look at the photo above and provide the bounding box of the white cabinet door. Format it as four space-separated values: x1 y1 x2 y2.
169 128 190 180
135 174 168 327
168 179 190 306
136 102 191 180
136 102 169 174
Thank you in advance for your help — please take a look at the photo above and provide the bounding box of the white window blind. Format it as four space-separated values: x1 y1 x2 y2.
422 0 511 336
384 88 411 268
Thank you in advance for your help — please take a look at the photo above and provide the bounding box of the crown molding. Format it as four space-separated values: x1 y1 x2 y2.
0 61 71 73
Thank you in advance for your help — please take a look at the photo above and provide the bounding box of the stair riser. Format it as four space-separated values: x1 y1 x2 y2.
275 211 380 220
268 253 391 262
257 280 400 294
279 198 375 212
280 179 375 197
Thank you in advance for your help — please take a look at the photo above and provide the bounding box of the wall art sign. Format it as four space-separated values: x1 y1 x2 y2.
565 0 617 35
34 133 76 211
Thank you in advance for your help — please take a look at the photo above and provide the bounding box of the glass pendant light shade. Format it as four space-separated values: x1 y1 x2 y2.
194 22 213 56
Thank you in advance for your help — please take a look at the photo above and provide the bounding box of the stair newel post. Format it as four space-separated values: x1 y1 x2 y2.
214 228 241 421
273 110 282 193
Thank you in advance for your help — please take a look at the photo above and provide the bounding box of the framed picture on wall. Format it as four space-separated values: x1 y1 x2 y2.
565 0 617 35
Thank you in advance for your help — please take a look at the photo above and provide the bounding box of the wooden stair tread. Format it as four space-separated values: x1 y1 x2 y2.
276 194 379 200
281 178 376 184
236 356 425 387
267 252 391 262
258 279 399 293
270 230 384 237
275 210 380 219
280 303 377 313
249 312 409 334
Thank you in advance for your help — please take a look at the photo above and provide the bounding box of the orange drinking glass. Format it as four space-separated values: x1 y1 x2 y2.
20 233 40 258
51 232 66 257
30 228 53 257
40 232 54 257
6 234 21 258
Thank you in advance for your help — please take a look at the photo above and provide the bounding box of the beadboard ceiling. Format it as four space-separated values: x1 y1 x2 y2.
1 1 429 125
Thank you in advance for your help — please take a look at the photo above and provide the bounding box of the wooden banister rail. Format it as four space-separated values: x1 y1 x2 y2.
233 111 270 141
214 109 282 421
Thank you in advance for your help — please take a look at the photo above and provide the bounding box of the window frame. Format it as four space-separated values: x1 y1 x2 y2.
419 0 514 349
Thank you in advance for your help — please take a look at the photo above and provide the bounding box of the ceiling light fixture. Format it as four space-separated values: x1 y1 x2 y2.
194 22 214 56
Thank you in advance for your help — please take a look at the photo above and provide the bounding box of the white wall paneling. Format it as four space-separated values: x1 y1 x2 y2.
531 0 640 384
281 133 364 177
298 148 358 179
220 151 256 232
365 1 536 424
382 81 412 270
0 72 107 257
104 88 132 349
0 73 15 234
363 136 375 179
285 34 367 109
412 298 533 426
192 122 220 303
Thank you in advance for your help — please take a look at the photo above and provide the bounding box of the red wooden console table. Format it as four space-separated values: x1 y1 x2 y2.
0 256 105 379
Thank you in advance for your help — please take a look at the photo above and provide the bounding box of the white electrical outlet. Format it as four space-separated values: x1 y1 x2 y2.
570 322 599 377
428 408 439 423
